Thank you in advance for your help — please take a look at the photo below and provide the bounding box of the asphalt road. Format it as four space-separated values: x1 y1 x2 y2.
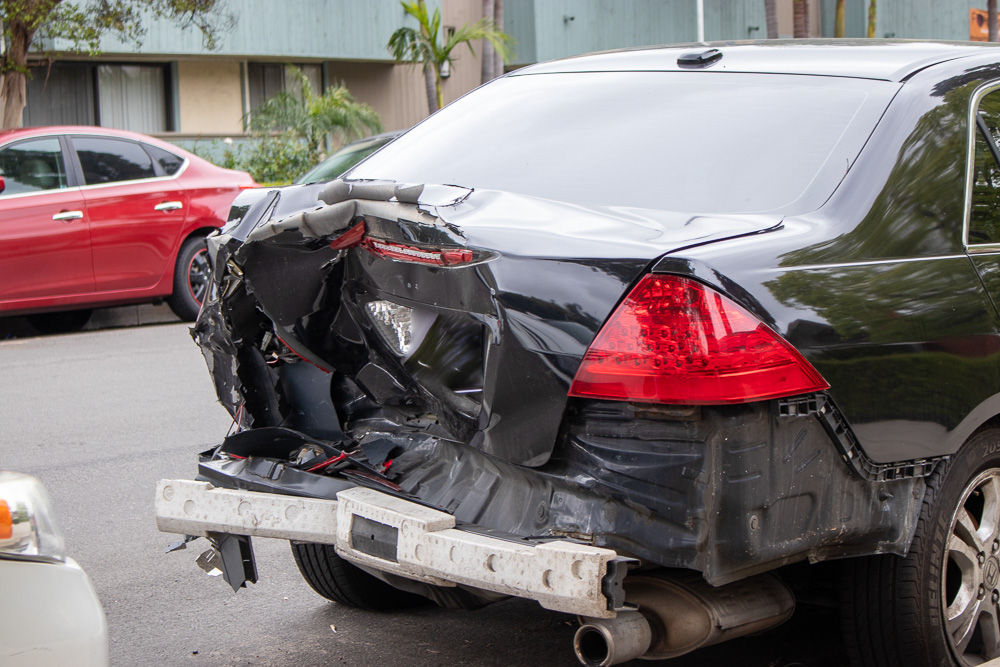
0 321 850 667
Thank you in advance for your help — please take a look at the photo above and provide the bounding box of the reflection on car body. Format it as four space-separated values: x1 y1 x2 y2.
157 41 1000 667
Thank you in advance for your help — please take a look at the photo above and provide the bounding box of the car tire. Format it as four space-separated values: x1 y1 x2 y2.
26 309 92 335
167 236 210 322
841 427 1000 667
290 541 427 610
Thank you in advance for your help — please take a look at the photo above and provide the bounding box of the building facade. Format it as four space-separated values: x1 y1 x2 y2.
23 0 483 145
18 0 989 150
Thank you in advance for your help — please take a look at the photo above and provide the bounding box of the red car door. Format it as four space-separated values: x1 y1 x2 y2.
0 136 95 305
70 136 190 293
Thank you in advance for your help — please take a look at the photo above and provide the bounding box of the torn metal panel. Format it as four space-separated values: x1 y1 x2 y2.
185 177 927 590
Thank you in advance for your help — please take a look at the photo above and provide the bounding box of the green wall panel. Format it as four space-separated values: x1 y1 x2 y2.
49 0 441 61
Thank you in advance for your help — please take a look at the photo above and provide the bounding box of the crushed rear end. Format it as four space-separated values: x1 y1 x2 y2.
156 59 922 664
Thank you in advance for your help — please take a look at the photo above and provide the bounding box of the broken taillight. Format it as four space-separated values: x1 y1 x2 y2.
329 221 366 250
569 274 828 405
363 238 473 266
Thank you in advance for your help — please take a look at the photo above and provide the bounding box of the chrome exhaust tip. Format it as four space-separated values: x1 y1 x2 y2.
573 611 652 666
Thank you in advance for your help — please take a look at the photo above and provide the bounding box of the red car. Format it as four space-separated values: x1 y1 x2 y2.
0 126 255 332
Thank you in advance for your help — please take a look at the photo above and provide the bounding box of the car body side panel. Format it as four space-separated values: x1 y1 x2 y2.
0 188 95 304
649 61 1000 464
81 181 191 291
657 231 1000 464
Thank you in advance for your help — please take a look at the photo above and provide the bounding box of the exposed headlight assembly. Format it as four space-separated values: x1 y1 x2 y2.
0 471 66 563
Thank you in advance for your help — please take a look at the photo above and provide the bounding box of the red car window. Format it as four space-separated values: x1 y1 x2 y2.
72 137 156 185
143 144 184 176
0 138 69 195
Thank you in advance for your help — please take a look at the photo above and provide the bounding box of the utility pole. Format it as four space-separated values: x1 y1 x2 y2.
990 0 998 43
696 0 705 42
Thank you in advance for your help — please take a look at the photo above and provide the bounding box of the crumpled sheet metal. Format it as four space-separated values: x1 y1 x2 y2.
245 180 470 243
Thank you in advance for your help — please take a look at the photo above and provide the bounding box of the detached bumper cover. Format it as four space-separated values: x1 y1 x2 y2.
156 479 621 618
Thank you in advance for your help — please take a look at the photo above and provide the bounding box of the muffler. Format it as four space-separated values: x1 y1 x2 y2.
573 571 794 665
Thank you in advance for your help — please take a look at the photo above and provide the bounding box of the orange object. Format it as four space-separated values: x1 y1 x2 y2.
970 9 998 42
0 499 12 540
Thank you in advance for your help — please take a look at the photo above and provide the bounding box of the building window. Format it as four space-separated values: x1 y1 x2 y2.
97 65 167 134
24 64 96 127
247 63 322 112
24 62 171 133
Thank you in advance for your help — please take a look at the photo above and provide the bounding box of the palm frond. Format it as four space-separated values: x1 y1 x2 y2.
444 17 514 63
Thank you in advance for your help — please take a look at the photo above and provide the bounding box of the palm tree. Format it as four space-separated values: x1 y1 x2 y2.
990 0 998 42
481 0 496 83
388 0 513 115
834 0 846 38
793 0 809 38
867 0 877 38
247 68 382 157
764 0 778 39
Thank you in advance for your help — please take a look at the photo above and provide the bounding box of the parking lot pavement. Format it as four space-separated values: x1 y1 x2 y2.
0 321 849 666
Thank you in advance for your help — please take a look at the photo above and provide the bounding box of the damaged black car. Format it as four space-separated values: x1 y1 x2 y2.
157 40 1000 666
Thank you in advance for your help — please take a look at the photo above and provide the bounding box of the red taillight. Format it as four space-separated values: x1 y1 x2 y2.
330 221 366 250
362 238 473 266
569 274 828 405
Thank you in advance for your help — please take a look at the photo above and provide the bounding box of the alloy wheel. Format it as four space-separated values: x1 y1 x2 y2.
186 247 210 305
943 468 1000 665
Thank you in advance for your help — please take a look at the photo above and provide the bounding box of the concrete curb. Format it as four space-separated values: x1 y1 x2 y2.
0 303 182 340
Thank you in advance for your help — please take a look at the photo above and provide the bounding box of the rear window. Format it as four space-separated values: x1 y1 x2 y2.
349 72 896 215
296 137 394 184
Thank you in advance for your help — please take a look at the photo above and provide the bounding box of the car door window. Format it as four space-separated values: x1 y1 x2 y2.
0 138 69 195
970 90 1000 245
72 137 156 185
143 144 184 176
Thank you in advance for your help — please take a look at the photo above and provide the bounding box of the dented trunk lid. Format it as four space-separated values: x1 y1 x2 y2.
221 182 780 466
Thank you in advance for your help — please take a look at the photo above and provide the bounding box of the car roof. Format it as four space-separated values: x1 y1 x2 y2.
514 39 1000 82
345 130 404 147
0 125 199 160
0 125 172 145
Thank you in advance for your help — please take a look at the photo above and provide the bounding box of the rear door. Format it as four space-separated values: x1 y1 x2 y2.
70 135 190 292
0 136 94 304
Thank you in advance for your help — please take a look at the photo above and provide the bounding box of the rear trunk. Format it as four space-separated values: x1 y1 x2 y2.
183 181 924 587
199 182 779 467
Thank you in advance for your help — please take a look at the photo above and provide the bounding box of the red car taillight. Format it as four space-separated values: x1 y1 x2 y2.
362 238 474 266
568 274 828 405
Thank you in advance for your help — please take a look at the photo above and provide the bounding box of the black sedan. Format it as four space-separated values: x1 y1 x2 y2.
157 40 1000 667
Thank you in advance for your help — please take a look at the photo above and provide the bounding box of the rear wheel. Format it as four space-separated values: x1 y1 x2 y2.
166 236 210 321
842 428 1000 667
290 541 426 610
26 309 92 335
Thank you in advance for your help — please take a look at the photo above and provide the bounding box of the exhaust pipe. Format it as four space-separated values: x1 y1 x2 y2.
573 571 794 665
573 611 652 667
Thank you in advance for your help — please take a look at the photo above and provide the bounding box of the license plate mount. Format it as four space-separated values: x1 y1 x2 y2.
350 515 399 562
